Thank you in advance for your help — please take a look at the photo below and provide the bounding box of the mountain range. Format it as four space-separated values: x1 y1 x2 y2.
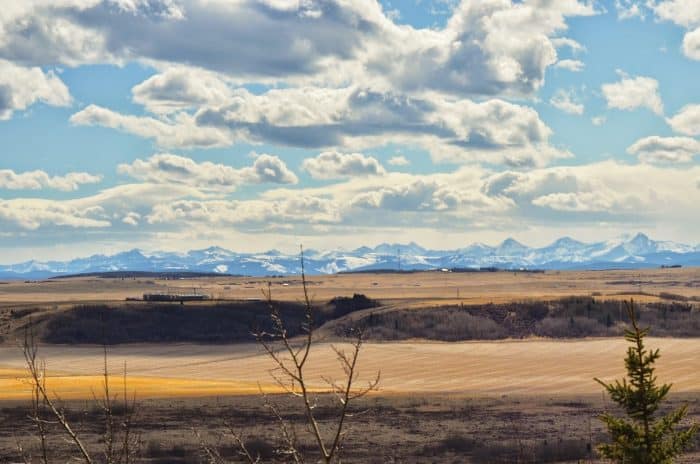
1 233 699 279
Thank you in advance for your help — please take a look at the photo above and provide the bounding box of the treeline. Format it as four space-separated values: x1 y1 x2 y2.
40 294 379 344
335 297 700 341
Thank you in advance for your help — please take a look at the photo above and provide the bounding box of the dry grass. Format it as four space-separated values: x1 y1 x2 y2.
0 366 284 400
3 337 700 399
1 267 699 307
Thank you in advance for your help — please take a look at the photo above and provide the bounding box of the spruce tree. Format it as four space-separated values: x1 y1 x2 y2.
595 300 697 463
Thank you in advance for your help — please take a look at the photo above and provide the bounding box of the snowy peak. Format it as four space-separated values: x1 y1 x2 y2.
1 234 699 278
497 238 527 254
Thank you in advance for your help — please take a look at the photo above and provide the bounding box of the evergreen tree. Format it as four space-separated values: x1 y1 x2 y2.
595 300 697 463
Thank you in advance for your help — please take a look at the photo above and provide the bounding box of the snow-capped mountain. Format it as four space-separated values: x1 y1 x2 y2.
1 233 699 278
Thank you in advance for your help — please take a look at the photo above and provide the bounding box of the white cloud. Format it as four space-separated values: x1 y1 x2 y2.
350 177 510 213
591 115 606 126
483 161 700 219
627 135 700 163
667 104 700 136
302 152 386 179
4 161 700 250
1 0 597 98
531 191 623 212
652 0 700 29
554 59 585 72
0 0 594 171
122 211 141 226
650 0 700 60
601 74 664 115
683 28 700 60
0 199 110 230
147 196 342 228
368 0 597 97
0 182 203 232
551 37 586 54
70 104 233 148
117 153 297 190
0 169 102 191
131 67 234 114
0 60 71 120
550 89 584 115
247 153 299 184
388 155 410 166
615 0 645 20
81 84 566 167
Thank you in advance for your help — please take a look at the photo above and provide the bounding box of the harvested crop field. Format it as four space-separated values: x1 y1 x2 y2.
1 267 699 308
2 337 700 400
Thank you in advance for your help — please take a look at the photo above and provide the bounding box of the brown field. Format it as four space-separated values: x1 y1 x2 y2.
1 268 700 401
2 337 700 400
1 266 699 308
3 269 700 462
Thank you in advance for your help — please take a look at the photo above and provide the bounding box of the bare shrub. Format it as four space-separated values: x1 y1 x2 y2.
534 316 605 338
200 248 380 464
18 326 139 464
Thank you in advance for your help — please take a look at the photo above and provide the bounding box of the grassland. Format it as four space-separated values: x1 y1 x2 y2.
2 268 700 462
2 337 700 400
0 267 699 401
1 266 698 307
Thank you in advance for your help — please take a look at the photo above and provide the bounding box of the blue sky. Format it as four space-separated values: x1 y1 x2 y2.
1 0 700 262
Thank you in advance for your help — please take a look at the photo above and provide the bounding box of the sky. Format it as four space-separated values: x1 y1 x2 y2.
1 0 700 262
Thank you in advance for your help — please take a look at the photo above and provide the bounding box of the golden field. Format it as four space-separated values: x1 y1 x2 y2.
2 337 700 400
1 267 700 400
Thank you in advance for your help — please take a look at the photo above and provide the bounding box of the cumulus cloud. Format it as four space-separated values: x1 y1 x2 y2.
0 199 110 230
683 28 700 60
147 196 341 228
302 151 386 179
601 74 664 115
627 135 700 163
388 155 410 166
350 178 510 213
76 84 566 166
550 89 584 115
481 161 693 220
2 0 595 169
531 191 624 212
131 67 234 114
367 0 597 97
0 0 596 98
615 0 645 20
0 60 71 120
117 153 297 190
554 59 585 72
650 0 700 60
122 211 141 226
70 104 233 148
0 182 203 232
551 37 586 54
4 160 700 248
667 104 700 136
0 169 102 191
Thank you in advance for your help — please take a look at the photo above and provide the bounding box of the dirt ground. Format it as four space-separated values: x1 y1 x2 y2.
1 267 699 308
2 393 700 463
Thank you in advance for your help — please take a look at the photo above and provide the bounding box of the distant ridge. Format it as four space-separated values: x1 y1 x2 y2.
1 233 699 279
50 271 235 279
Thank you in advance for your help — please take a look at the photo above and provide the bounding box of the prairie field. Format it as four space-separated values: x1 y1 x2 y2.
2 268 700 462
1 266 699 307
1 267 700 400
2 337 700 400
